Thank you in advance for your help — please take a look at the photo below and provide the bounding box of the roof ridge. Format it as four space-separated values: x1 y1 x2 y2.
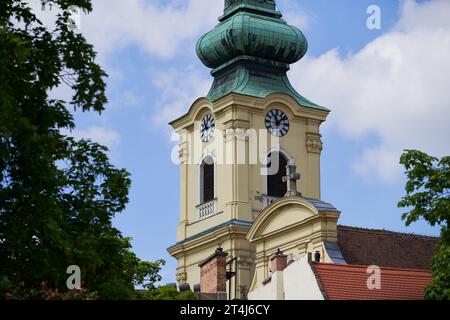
337 224 439 240
313 262 432 273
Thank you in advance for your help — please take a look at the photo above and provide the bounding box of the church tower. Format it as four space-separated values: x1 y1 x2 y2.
168 0 337 299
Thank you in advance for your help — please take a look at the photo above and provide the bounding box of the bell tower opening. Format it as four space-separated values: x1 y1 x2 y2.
267 152 288 198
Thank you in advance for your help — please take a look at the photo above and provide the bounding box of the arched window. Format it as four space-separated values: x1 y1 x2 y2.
267 152 287 198
200 156 215 203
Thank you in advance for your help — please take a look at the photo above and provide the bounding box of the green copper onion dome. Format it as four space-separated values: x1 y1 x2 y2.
196 1 308 70
196 0 328 111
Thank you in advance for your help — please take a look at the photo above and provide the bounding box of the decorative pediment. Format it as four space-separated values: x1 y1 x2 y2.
247 198 321 241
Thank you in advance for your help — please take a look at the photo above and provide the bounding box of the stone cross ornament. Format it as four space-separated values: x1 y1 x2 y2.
282 164 302 197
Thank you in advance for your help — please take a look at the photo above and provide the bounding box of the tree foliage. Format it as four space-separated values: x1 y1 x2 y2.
135 285 198 301
399 150 450 300
0 0 163 299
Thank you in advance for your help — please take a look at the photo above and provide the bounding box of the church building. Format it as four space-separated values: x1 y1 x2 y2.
167 0 437 300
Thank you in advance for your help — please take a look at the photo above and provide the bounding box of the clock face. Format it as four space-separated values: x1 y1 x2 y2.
265 109 289 137
200 114 215 142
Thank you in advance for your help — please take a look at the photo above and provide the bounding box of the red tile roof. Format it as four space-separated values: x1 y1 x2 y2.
337 225 438 269
312 262 432 300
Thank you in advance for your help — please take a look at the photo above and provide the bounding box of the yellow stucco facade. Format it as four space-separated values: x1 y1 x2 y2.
168 92 334 299
246 197 340 292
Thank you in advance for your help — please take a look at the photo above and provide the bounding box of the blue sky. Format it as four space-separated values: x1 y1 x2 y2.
42 0 450 283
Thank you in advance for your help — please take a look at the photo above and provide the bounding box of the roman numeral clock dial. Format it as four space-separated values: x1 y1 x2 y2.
200 114 215 142
265 109 289 137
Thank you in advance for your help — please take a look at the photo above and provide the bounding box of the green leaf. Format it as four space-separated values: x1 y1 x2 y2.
399 150 450 299
0 0 162 300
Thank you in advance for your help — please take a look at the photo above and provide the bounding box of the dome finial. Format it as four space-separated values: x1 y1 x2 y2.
225 0 276 10
224 0 277 17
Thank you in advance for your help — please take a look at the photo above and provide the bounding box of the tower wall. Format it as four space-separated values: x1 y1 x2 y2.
168 0 330 299
168 94 328 298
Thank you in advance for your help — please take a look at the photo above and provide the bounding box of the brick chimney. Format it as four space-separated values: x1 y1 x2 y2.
271 249 288 273
199 247 228 294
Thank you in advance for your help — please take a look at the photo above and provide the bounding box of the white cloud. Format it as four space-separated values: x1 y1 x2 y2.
111 90 143 109
23 0 222 147
71 0 222 129
71 127 122 149
82 0 223 59
290 0 450 183
278 0 311 30
150 66 211 127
